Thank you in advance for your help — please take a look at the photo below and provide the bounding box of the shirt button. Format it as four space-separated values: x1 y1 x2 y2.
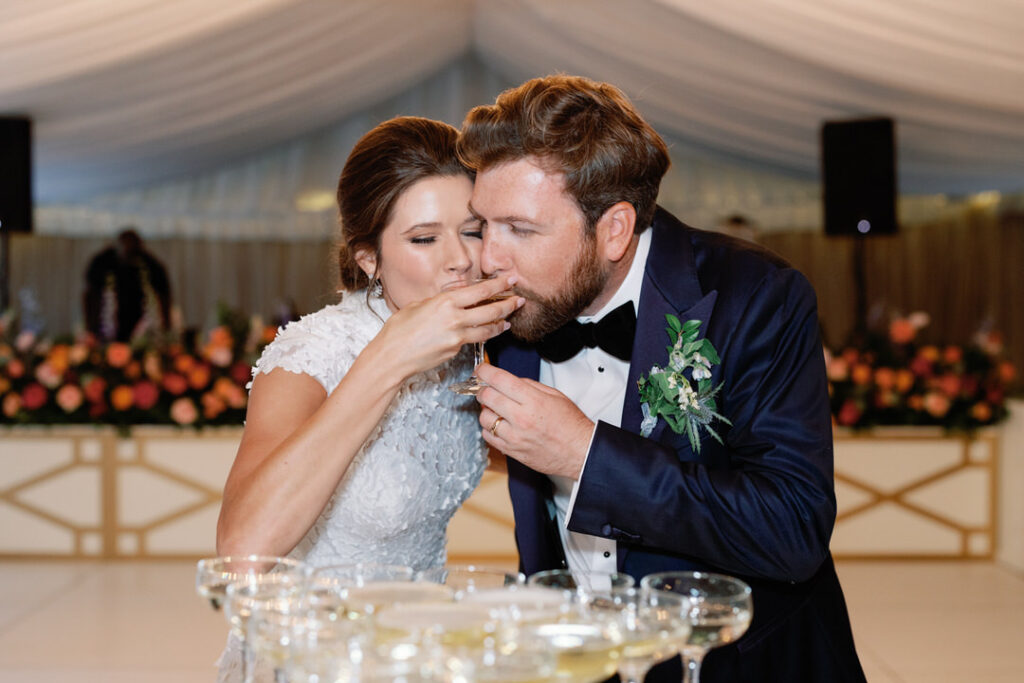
597 366 605 373
603 551 611 558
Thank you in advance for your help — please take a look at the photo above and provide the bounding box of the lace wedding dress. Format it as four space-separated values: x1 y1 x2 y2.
216 290 487 682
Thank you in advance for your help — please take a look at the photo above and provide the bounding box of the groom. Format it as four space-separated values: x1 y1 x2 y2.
460 75 866 682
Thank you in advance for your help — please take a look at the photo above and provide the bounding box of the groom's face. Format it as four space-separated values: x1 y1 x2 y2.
470 157 610 342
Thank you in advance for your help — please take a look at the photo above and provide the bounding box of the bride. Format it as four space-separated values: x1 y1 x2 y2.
214 116 522 681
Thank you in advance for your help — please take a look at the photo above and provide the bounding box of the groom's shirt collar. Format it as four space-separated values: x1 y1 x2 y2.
578 226 652 325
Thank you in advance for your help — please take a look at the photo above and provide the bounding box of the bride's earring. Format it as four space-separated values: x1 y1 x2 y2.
370 277 383 297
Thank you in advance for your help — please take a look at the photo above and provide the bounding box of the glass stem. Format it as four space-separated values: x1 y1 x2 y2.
682 654 702 683
473 342 485 371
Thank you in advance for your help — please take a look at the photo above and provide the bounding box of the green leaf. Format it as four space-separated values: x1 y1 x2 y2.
699 339 721 364
682 319 701 335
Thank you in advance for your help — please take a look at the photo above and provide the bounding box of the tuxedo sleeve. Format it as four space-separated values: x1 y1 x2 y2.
567 268 836 583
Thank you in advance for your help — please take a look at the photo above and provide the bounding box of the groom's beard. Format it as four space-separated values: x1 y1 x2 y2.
507 235 609 343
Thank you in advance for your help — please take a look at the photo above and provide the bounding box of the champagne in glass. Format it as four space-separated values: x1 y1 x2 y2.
195 555 306 611
640 571 753 683
510 617 623 682
442 278 515 395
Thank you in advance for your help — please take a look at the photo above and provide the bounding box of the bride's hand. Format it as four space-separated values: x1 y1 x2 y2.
371 275 523 378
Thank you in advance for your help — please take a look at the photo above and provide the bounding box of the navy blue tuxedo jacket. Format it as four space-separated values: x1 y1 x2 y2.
488 207 865 682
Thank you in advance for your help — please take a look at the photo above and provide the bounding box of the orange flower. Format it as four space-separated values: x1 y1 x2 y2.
942 345 963 365
971 402 993 422
110 385 134 411
999 361 1017 385
0 377 9 394
174 354 196 374
188 364 212 390
889 318 916 344
161 373 188 396
874 367 896 391
56 384 84 413
201 392 226 419
68 343 90 366
261 326 278 344
170 397 199 425
895 369 915 393
125 361 142 380
6 358 25 379
207 326 233 348
851 364 872 385
841 348 859 365
106 342 132 368
908 394 924 411
2 392 22 417
919 345 940 362
213 377 246 409
46 344 71 373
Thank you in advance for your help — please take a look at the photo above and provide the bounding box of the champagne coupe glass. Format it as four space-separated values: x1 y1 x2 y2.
499 601 624 682
311 563 451 618
528 569 635 598
223 566 308 683
195 554 306 611
441 278 515 395
250 600 367 683
586 588 691 683
419 564 525 598
640 571 753 683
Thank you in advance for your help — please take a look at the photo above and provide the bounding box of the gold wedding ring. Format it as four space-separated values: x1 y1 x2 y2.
489 416 505 437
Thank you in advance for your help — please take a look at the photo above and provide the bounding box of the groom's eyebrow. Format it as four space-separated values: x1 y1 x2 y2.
469 204 538 227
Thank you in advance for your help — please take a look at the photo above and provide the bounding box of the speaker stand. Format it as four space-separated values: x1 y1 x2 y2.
850 235 868 345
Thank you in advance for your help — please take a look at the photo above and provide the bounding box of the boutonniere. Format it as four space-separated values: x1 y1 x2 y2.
637 315 730 452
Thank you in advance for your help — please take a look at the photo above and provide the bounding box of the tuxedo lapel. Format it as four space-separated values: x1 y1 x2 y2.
621 208 719 443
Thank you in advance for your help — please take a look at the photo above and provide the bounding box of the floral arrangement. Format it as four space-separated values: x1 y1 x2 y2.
826 312 1017 431
0 306 278 432
637 315 730 452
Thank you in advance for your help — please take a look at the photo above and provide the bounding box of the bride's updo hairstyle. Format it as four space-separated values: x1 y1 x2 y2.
336 116 471 291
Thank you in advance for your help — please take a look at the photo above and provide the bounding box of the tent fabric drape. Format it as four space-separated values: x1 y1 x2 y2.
3 0 1022 214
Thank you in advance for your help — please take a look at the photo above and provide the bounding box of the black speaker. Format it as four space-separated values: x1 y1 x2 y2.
822 117 896 236
0 117 32 233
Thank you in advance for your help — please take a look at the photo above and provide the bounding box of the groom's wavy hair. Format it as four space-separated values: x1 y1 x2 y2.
458 75 670 234
336 116 470 291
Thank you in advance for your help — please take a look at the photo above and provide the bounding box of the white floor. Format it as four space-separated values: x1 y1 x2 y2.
0 561 1021 682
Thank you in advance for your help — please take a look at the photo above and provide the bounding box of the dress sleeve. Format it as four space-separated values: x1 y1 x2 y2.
250 308 357 395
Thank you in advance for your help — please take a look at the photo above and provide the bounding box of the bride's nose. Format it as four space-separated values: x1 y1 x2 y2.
444 235 473 275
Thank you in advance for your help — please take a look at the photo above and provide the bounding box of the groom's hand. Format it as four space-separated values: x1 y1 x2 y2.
474 363 594 479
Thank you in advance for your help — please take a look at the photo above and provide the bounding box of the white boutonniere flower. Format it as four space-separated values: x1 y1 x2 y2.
637 315 730 452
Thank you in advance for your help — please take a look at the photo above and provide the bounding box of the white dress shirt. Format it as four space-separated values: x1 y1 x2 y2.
539 228 652 574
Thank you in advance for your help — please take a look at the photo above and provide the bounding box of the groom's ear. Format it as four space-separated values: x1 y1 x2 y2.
596 201 637 263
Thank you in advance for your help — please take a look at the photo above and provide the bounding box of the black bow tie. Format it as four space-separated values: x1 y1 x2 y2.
537 302 637 363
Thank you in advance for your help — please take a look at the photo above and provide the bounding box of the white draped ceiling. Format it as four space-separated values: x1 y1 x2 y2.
2 0 1023 231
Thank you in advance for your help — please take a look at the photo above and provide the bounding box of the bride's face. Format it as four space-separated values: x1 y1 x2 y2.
359 174 481 311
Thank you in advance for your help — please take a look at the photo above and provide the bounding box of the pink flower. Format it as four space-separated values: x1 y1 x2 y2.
826 356 849 382
14 330 36 353
55 384 84 413
34 361 63 389
923 392 951 418
170 397 199 425
161 373 188 396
